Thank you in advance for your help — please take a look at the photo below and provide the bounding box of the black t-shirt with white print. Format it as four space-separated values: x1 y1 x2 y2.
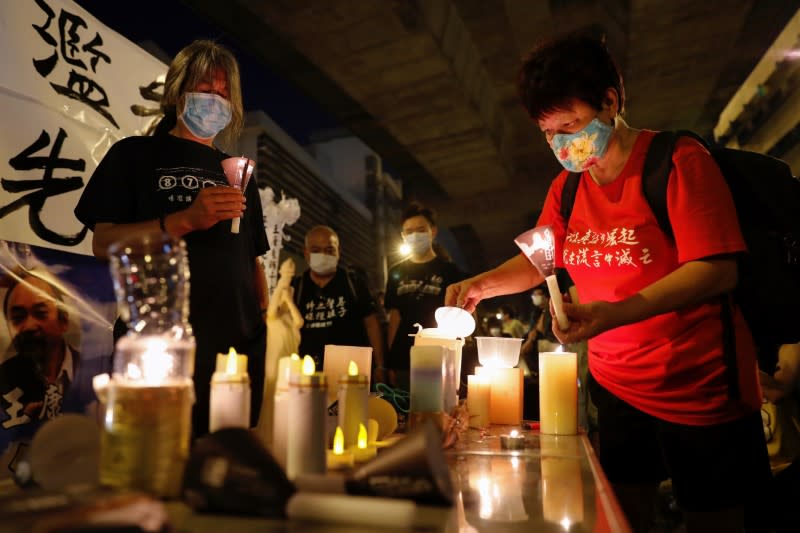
384 256 464 371
74 133 268 434
292 267 377 368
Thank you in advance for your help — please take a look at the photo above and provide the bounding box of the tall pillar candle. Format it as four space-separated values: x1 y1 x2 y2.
209 348 250 432
286 364 328 479
413 335 463 413
409 345 445 414
466 374 490 428
475 366 524 425
324 345 372 404
271 353 301 468
538 351 578 435
338 361 369 448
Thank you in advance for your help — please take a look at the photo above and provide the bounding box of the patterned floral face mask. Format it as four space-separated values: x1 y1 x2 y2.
549 117 614 172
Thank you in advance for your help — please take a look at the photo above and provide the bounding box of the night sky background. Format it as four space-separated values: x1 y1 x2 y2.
73 0 341 147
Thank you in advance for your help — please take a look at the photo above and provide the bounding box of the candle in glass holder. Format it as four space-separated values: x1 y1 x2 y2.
538 350 578 435
327 426 354 470
209 347 250 432
286 356 327 479
467 374 490 428
350 423 377 463
271 353 301 468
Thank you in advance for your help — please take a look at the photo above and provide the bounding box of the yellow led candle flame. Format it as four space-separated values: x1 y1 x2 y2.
225 347 238 375
302 355 316 376
357 423 368 449
290 353 301 361
333 426 344 455
348 360 358 376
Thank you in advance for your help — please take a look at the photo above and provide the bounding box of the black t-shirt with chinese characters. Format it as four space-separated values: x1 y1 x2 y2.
292 267 377 368
384 256 464 371
74 133 268 434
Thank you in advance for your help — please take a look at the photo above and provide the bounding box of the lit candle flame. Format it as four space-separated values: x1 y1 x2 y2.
290 353 301 361
225 347 238 375
555 345 564 353
510 429 519 438
357 423 368 449
127 338 173 383
348 360 358 376
333 426 344 455
302 355 315 376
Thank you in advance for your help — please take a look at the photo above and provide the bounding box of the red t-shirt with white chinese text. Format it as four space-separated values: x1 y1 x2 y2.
537 130 761 425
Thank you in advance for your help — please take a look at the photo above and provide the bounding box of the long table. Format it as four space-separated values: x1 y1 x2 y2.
166 425 631 532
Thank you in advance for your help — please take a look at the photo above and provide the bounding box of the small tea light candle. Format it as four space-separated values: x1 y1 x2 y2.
500 429 526 450
350 423 377 463
327 426 355 470
209 347 250 432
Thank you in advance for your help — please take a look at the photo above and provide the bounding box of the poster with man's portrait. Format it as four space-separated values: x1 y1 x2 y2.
0 0 167 472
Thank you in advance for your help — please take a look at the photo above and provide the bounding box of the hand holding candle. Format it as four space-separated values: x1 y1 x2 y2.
514 225 570 331
221 156 254 234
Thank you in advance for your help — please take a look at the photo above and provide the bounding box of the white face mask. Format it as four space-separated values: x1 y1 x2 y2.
405 231 432 256
532 294 544 306
308 253 338 275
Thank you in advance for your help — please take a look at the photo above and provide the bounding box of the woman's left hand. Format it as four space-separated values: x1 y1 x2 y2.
552 300 617 344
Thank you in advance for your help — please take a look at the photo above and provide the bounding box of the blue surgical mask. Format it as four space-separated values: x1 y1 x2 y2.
180 92 232 139
550 117 613 172
405 232 432 256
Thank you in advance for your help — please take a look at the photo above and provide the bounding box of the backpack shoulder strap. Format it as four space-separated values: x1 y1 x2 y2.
560 172 582 225
641 131 680 240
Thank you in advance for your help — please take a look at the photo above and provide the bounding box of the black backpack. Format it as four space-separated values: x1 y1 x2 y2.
560 130 800 383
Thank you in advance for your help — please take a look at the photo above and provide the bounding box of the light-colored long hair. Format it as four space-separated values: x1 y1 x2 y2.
161 40 244 151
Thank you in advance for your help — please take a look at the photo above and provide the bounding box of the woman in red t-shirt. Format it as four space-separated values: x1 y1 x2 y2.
446 33 771 533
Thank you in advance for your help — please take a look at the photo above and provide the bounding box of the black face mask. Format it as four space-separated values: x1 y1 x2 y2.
12 330 48 369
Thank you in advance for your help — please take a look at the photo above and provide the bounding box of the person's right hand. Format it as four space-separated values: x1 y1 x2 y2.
445 276 484 313
183 186 245 231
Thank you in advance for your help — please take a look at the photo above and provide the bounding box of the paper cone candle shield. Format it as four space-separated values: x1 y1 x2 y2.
221 156 255 234
514 224 570 330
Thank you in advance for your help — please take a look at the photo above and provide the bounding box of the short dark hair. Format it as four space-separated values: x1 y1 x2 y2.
401 202 436 227
499 304 516 319
517 32 625 123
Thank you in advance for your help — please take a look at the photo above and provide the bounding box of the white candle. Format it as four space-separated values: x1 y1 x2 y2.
466 374 490 428
546 274 570 331
409 345 445 414
475 366 524 425
209 347 250 432
286 356 327 479
323 345 372 404
413 335 463 413
271 353 301 468
338 361 369 449
538 351 578 435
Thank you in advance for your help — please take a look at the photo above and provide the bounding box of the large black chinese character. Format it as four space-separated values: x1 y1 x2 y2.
32 0 117 128
0 129 88 246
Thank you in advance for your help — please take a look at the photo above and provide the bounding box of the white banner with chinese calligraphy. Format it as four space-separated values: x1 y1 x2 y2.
0 0 167 254
0 0 167 470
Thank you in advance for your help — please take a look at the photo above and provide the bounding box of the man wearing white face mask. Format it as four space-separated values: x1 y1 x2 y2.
75 40 268 437
384 203 464 388
292 226 384 382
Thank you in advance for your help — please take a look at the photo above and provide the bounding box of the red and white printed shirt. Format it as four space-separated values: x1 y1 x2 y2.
537 130 761 425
